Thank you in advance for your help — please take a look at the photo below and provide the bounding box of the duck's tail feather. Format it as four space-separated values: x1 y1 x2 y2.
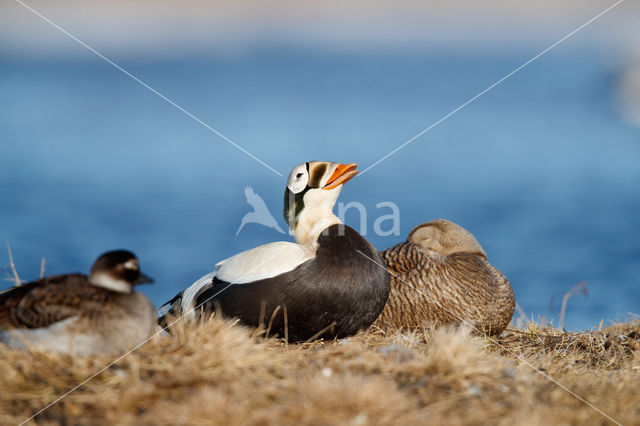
157 272 216 329
157 291 183 329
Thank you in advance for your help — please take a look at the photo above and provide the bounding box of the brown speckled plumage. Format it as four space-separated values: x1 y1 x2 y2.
0 250 156 356
374 219 515 335
0 275 112 330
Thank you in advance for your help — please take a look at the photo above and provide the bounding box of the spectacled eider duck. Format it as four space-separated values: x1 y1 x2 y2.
160 162 390 342
0 250 156 356
374 219 515 336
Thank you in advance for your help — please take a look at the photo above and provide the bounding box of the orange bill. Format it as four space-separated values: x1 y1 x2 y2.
323 163 358 190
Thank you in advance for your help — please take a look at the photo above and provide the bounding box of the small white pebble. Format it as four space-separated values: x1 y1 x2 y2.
113 369 128 379
467 385 482 397
321 367 333 378
352 413 368 425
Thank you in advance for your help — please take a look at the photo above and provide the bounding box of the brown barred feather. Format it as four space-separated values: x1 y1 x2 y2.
0 274 112 330
374 219 515 336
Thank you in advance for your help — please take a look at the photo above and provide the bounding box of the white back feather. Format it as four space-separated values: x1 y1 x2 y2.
179 241 315 314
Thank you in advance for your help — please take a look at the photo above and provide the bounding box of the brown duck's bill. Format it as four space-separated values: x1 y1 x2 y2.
323 163 358 190
135 272 154 285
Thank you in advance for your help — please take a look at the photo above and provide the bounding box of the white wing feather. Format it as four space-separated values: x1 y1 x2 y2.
180 241 315 314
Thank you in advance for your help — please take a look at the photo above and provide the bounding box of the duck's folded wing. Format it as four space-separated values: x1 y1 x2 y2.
176 241 315 315
0 276 107 330
216 241 314 283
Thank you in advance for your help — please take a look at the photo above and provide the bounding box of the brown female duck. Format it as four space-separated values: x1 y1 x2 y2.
374 219 514 335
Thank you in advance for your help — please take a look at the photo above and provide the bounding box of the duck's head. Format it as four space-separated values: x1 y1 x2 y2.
284 161 358 244
408 219 487 258
88 250 154 294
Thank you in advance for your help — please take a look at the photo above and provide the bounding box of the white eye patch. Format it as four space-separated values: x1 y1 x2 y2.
286 163 309 194
123 259 139 270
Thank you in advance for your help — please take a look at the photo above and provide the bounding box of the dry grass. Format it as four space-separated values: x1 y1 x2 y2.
0 316 638 425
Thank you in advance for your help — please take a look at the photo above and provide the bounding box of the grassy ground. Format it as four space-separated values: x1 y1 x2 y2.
1 316 638 425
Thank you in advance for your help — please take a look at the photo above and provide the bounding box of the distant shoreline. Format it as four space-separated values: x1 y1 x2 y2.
1 0 638 59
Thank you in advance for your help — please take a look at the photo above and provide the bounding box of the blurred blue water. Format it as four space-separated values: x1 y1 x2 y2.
1 48 638 331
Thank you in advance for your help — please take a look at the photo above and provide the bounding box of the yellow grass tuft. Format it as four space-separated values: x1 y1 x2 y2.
0 316 638 425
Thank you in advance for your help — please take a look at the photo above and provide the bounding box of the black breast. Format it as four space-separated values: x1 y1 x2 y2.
195 224 390 342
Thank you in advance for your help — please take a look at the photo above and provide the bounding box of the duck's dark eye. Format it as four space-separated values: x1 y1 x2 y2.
296 173 303 178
